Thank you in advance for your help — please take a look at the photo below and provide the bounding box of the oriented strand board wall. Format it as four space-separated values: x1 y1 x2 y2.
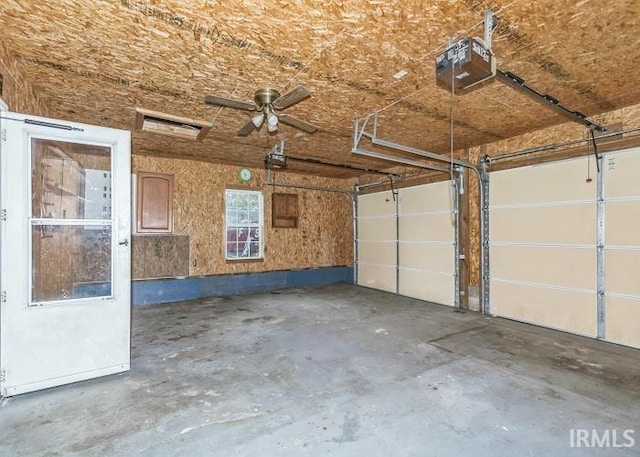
357 190 397 293
131 235 190 279
133 156 354 276
399 181 455 306
489 157 598 337
603 147 640 348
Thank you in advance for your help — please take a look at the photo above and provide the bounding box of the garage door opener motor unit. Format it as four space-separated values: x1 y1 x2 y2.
435 12 497 94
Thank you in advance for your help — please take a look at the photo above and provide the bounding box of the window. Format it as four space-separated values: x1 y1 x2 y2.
225 189 263 260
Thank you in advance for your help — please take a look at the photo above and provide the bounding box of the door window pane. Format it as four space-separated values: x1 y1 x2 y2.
31 138 112 220
30 137 114 304
31 225 112 303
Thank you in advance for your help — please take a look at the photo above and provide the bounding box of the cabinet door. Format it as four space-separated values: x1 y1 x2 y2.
272 193 298 228
136 172 174 233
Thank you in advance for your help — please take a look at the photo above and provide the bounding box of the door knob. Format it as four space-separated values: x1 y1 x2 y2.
118 238 129 246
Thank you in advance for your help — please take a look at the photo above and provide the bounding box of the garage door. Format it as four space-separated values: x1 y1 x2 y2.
357 190 397 293
398 181 456 306
357 180 457 306
603 147 640 348
489 157 598 337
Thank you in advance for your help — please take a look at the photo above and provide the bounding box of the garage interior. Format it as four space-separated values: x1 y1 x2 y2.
1 0 640 455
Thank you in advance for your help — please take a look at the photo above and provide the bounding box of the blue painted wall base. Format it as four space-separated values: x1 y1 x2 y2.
132 266 354 305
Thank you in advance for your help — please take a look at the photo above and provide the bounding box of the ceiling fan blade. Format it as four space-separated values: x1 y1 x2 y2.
237 120 256 136
272 85 310 110
204 95 256 111
278 114 319 133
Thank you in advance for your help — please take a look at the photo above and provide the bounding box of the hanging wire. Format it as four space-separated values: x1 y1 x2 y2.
450 40 456 183
590 127 601 173
586 129 593 183
210 82 241 124
282 27 348 90
376 0 522 115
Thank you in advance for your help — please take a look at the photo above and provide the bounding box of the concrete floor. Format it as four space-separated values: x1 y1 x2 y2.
1 284 640 456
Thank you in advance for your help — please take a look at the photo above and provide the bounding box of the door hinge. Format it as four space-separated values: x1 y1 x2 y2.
1 290 6 303
0 370 6 383
0 209 6 221
0 128 6 142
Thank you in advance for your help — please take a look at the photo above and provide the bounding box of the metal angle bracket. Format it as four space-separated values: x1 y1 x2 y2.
480 158 491 315
453 167 464 310
352 193 359 286
496 70 606 133
596 154 606 339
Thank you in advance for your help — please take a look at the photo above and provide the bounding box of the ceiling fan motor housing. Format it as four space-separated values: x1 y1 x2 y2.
254 88 281 109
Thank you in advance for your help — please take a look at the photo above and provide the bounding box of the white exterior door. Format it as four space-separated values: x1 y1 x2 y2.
0 112 131 396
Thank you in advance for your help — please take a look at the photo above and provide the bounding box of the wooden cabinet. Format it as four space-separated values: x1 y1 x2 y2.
272 192 298 228
136 172 174 233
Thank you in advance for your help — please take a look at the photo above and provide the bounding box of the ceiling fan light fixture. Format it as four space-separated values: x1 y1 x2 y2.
267 112 278 132
251 113 264 128
204 85 318 136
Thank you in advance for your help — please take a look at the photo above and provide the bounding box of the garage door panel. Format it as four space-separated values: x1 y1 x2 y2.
358 192 396 217
490 205 596 245
605 249 640 297
491 281 597 337
357 264 395 293
605 200 640 246
399 269 454 306
491 245 595 290
358 191 397 293
400 181 453 213
358 217 396 241
604 148 640 198
491 158 595 206
399 213 455 242
605 296 640 349
357 180 454 304
399 243 454 272
358 241 396 266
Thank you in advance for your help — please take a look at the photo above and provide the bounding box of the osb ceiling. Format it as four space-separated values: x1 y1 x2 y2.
1 0 639 178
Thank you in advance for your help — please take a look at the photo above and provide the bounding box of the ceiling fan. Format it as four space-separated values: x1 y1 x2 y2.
204 85 319 136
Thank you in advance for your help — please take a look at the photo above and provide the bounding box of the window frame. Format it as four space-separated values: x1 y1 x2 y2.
224 188 264 261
